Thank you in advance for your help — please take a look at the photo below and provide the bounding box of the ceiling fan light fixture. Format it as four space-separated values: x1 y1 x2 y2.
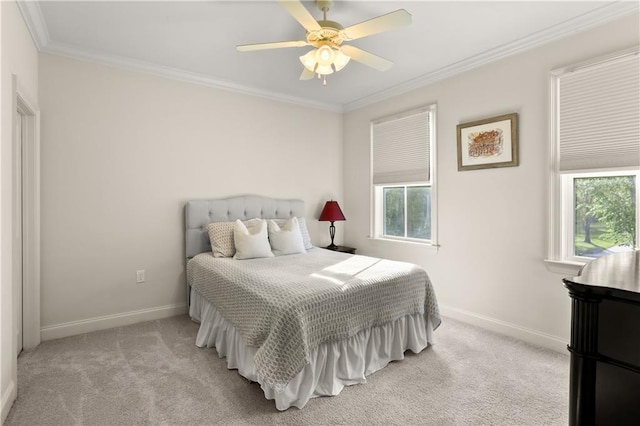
315 63 334 75
316 44 335 66
300 49 318 72
333 49 350 71
300 47 337 76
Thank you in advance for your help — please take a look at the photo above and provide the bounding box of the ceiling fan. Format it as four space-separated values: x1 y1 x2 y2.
237 0 412 85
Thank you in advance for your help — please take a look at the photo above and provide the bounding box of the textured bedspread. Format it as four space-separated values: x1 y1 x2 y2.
187 248 440 391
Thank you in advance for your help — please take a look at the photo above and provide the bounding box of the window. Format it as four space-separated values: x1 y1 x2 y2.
563 171 638 259
549 48 639 266
382 185 432 239
371 105 436 244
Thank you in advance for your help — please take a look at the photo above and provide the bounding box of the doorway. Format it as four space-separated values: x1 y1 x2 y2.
13 77 41 352
14 108 25 355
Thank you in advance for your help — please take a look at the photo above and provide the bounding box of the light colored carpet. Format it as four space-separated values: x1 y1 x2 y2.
5 315 569 425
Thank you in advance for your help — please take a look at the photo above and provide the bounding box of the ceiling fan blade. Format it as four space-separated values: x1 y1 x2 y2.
237 40 308 52
341 9 411 41
278 0 322 33
340 45 393 71
300 67 315 80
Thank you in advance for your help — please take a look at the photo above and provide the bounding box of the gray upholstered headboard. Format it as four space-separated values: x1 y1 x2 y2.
185 195 306 258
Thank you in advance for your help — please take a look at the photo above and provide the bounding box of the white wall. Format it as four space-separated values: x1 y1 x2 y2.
343 13 639 351
1 0 39 422
38 53 343 338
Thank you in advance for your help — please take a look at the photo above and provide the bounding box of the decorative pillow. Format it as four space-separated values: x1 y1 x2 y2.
207 222 235 258
297 217 314 250
273 217 313 250
207 218 265 257
233 219 274 260
243 217 264 232
268 217 306 256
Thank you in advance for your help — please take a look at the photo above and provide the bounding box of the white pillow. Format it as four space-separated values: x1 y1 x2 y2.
273 217 313 250
268 217 306 256
233 219 274 260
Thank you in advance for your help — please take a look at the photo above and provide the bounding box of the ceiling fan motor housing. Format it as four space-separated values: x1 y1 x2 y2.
308 0 343 47
307 21 344 46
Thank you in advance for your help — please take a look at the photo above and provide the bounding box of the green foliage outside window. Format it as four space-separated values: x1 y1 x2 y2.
383 185 431 240
383 187 404 237
574 175 636 257
407 187 431 239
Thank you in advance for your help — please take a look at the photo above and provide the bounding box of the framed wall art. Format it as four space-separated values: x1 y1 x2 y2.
456 113 519 171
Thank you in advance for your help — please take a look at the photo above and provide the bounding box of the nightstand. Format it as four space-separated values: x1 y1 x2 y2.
323 245 356 255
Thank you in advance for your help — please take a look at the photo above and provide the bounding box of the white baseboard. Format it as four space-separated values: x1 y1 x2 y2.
40 303 188 341
439 304 568 354
1 380 16 424
38 302 567 351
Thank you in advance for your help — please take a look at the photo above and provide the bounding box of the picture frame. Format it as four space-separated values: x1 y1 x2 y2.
456 113 519 171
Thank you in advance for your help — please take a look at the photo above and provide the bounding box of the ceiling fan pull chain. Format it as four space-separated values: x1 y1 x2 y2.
323 75 327 86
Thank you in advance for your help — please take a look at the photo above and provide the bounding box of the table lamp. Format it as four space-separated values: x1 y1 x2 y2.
318 200 346 249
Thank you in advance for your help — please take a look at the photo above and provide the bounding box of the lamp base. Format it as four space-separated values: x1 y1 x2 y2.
328 222 337 250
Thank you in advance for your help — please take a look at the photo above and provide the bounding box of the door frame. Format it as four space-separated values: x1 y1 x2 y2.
15 101 24 356
13 76 40 350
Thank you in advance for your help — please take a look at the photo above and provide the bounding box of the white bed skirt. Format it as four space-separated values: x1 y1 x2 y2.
189 288 435 410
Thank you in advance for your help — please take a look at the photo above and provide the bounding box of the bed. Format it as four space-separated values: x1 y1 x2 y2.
185 195 441 410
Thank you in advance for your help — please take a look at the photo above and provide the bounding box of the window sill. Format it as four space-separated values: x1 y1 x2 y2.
368 237 439 253
544 259 585 276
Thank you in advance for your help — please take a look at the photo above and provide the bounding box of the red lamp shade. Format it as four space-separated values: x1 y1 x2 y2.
318 201 346 250
319 201 346 222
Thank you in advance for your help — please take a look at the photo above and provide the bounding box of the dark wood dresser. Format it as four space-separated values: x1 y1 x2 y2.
563 250 640 426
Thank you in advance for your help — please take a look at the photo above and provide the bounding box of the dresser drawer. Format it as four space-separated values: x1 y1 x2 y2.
595 362 640 425
598 299 640 367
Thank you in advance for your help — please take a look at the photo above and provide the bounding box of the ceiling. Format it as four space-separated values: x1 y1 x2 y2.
19 1 639 111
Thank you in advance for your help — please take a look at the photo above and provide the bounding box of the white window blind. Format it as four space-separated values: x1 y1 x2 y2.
558 52 640 172
372 107 432 185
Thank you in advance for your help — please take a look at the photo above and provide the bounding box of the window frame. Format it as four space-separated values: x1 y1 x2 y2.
547 47 639 274
370 104 438 247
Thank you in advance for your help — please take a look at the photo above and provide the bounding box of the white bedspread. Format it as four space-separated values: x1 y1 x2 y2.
187 248 441 391
190 288 435 410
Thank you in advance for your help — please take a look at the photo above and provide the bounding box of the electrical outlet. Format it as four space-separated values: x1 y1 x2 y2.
136 270 145 283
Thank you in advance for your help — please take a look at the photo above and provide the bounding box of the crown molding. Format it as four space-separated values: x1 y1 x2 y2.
41 41 343 112
16 1 342 112
17 1 638 114
343 1 640 112
16 0 50 50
